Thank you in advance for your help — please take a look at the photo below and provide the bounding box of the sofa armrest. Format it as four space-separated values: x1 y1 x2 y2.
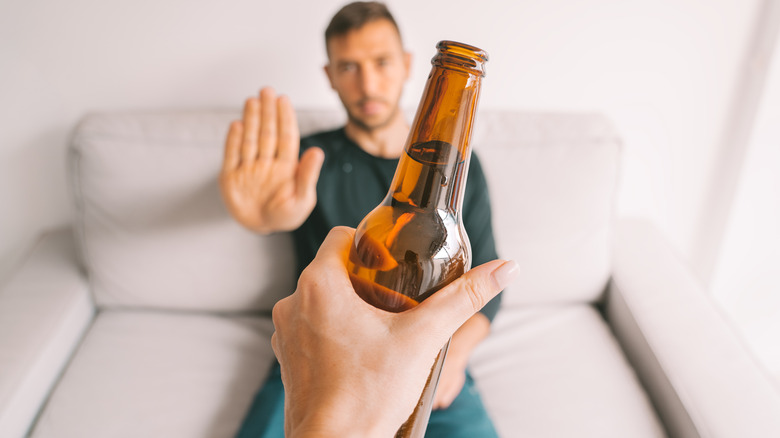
0 227 95 438
605 218 780 438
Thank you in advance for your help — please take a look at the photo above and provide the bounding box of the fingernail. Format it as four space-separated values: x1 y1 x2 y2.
491 260 519 290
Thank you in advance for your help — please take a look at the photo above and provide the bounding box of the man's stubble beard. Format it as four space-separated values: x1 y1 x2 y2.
346 100 403 135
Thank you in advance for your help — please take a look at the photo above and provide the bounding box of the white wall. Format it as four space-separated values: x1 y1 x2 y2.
0 0 760 285
711 37 780 382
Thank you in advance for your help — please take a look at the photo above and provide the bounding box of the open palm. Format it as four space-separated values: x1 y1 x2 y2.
220 88 324 234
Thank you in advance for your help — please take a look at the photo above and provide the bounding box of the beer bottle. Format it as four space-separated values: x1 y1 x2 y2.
346 40 488 438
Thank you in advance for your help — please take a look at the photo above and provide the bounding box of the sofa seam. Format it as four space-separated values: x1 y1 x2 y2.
69 124 98 307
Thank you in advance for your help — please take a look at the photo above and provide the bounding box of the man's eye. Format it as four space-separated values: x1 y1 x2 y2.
340 64 357 73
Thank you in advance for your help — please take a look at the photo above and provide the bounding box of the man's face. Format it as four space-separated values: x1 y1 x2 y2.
325 19 411 132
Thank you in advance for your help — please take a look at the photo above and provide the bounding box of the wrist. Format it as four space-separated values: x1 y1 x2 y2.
291 415 391 438
287 392 399 438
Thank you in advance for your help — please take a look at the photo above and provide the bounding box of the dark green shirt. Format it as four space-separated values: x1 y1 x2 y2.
293 128 502 322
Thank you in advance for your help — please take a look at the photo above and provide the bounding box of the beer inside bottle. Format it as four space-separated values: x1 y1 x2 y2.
346 40 487 438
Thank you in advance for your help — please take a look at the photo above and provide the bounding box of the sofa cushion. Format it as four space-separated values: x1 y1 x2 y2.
70 110 351 312
73 112 276 312
31 306 664 437
472 111 620 306
29 311 275 438
471 305 665 437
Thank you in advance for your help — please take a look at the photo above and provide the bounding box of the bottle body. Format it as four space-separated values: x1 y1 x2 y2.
348 140 470 437
346 40 487 438
349 140 471 312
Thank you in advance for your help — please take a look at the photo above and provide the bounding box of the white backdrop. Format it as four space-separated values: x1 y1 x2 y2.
0 1 762 290
712 40 780 382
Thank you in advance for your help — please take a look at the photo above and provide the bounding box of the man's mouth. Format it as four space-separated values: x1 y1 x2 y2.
358 99 386 116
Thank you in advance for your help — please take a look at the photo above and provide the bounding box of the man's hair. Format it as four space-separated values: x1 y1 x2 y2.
325 2 402 53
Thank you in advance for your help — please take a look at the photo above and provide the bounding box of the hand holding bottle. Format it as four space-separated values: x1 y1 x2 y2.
220 87 325 233
271 227 518 438
344 40 490 437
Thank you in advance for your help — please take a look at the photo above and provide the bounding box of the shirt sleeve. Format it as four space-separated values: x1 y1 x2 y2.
463 152 503 322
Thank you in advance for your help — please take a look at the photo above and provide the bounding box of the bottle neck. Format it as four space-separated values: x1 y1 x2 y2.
386 64 482 213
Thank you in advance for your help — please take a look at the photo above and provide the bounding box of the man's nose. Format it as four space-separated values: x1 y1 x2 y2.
359 66 380 95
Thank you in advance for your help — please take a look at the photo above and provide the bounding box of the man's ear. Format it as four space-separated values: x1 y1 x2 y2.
403 51 412 80
323 64 337 90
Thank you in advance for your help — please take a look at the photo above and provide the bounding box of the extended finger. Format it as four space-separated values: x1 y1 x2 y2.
276 95 300 162
296 147 324 200
404 259 518 345
241 97 260 164
258 87 278 160
223 121 243 171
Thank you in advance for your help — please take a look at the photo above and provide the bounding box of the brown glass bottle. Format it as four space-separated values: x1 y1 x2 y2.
346 40 487 438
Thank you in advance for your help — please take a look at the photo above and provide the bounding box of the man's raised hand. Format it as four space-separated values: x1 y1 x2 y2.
220 87 325 233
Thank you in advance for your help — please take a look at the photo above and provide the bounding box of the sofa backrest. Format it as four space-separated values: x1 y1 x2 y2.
473 112 620 309
69 108 620 313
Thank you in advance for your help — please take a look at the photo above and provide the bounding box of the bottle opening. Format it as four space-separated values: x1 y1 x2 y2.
432 40 489 76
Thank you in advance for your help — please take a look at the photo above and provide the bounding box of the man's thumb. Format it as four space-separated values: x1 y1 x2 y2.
296 147 325 199
405 259 519 344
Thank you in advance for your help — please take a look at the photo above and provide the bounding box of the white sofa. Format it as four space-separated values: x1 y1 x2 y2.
2 109 779 438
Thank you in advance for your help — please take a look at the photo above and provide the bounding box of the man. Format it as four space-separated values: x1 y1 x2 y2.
220 2 502 436
271 227 518 437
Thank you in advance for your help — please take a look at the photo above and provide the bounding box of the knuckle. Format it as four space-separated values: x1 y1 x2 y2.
261 125 277 137
331 226 354 239
271 332 283 361
271 298 288 328
462 277 486 311
278 128 294 142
